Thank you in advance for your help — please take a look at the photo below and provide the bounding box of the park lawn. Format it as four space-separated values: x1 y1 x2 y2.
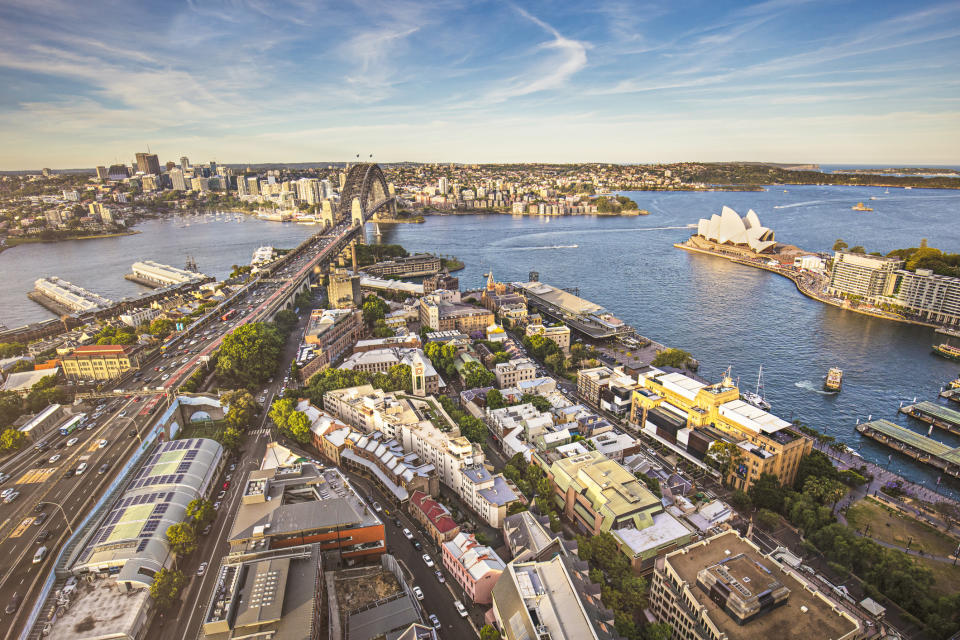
914 556 960 598
847 497 959 558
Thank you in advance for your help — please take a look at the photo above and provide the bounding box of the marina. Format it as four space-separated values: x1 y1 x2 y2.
900 400 960 436
856 419 960 479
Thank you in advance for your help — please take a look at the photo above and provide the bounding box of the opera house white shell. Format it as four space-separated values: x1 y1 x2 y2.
696 206 776 253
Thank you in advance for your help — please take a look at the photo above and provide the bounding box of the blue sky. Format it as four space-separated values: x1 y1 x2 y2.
1 0 958 168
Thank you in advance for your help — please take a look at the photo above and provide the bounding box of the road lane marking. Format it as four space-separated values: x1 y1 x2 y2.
9 518 34 539
16 468 56 485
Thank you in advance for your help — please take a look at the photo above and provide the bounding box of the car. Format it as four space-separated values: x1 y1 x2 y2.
34 503 44 513
98 439 109 448
75 462 88 475
454 600 468 617
63 469 76 478
35 529 50 543
372 502 382 513
132 396 141 402
435 570 445 583
33 546 48 564
154 366 159 371
402 528 414 540
197 562 208 576
222 481 230 490
98 463 110 474
428 614 440 629
33 443 49 453
34 513 48 526
412 586 424 600
228 463 236 472
5 593 21 615
1 488 14 500
412 539 422 550
161 374 169 381
213 501 221 510
258 396 266 404
128 428 138 438
422 554 434 568
85 422 96 430
48 454 61 464
393 517 402 528
202 524 212 535
66 437 79 447
225 473 232 481
119 411 127 418
217 490 226 500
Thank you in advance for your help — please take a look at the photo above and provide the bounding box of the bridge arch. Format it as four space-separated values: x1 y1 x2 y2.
337 163 395 223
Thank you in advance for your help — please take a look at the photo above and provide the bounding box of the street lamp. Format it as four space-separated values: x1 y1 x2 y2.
39 501 74 535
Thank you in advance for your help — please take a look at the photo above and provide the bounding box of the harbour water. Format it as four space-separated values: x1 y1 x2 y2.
2 185 960 496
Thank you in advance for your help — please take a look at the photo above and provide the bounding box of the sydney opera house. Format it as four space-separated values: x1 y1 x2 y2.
694 206 777 254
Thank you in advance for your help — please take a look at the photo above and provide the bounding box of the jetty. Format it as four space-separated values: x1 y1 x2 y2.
900 400 960 435
940 388 960 405
856 419 960 479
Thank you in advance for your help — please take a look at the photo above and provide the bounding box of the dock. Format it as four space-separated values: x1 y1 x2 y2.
856 419 960 478
900 400 960 435
940 388 960 405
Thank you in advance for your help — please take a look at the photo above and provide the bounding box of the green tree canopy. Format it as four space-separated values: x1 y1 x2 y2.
832 239 848 251
285 410 312 444
273 309 298 336
269 397 296 431
462 361 495 388
221 389 259 430
216 323 284 386
0 342 26 358
186 499 216 527
150 568 187 609
362 296 389 325
748 473 786 512
0 427 27 452
165 522 198 556
486 389 507 409
650 348 693 369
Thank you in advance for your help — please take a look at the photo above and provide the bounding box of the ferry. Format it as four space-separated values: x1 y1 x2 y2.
933 343 960 361
824 367 843 392
851 202 873 211
949 375 960 389
741 365 771 411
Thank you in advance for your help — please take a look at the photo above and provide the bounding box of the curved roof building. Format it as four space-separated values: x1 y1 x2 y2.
71 438 223 588
696 206 776 253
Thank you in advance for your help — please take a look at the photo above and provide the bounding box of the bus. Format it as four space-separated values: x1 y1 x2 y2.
59 415 85 436
221 309 238 322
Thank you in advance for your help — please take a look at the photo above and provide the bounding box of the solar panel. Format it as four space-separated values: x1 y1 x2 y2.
136 539 149 552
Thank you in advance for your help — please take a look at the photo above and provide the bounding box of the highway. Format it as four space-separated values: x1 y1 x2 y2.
0 393 165 639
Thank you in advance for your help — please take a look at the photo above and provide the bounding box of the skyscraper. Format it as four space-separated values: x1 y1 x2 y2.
236 176 249 196
95 166 108 180
246 177 260 196
438 177 448 194
169 168 187 191
180 156 190 170
135 152 161 175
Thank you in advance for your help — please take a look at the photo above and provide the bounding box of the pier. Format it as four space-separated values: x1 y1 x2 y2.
856 419 960 479
31 276 113 314
125 260 211 288
900 400 960 435
940 388 960 405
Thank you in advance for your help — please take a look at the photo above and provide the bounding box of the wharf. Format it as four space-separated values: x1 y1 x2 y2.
856 419 960 478
124 273 162 288
940 388 960 405
26 291 75 317
900 400 960 435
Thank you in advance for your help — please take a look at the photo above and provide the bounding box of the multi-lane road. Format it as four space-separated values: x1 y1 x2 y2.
0 393 162 638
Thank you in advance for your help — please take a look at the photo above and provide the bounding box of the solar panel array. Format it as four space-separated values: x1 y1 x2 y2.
129 473 186 490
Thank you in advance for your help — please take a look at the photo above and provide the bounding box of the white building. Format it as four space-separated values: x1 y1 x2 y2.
119 307 160 328
494 357 537 389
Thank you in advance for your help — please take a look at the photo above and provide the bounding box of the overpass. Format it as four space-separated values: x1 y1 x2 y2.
160 163 395 394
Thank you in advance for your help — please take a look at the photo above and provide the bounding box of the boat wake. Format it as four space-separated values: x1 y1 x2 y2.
502 244 579 251
773 200 828 209
795 380 838 395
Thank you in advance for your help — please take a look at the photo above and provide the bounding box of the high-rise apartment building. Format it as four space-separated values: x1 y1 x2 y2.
135 152 161 175
246 176 260 196
95 166 108 180
169 168 187 191
827 252 902 301
179 156 189 169
236 176 249 196
438 177 449 194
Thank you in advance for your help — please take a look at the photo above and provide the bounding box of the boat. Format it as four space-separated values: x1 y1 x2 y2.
741 365 771 411
933 343 960 361
948 374 960 389
884 189 890 194
904 186 912 190
851 202 873 211
824 367 843 391
869 196 878 200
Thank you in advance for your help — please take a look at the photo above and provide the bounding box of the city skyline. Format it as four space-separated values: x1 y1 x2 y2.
1 0 959 169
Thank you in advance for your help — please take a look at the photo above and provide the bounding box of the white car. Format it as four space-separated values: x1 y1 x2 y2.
412 586 424 601
422 554 434 568
98 439 108 448
196 562 208 576
454 600 468 618
48 454 61 464
402 528 413 540
0 488 14 499
213 501 222 510
66 437 79 447
161 374 170 381
372 502 382 513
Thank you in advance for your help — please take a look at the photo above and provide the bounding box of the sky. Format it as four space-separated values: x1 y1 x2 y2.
0 0 958 168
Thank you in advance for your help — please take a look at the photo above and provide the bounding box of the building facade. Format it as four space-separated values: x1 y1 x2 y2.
442 532 506 604
62 344 141 380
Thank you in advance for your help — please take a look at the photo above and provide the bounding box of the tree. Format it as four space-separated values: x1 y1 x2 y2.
269 397 296 431
832 239 848 252
0 391 23 427
285 410 311 444
794 450 839 489
651 348 692 369
486 389 507 409
462 361 495 388
520 393 552 412
748 473 786 512
707 441 742 477
362 296 389 325
273 309 298 336
166 522 198 555
186 499 215 527
728 490 752 512
0 342 26 358
849 245 866 254
220 389 259 430
150 568 187 609
479 625 501 640
220 426 243 452
756 508 780 530
0 427 26 452
643 622 673 640
216 323 284 386
147 317 174 339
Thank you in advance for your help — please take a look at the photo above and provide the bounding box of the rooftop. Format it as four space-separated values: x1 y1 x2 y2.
664 531 859 640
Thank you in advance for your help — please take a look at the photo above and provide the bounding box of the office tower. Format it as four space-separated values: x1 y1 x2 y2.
236 176 249 196
165 161 176 171
209 161 217 174
246 177 260 196
180 156 189 170
135 152 161 175
95 166 108 180
438 177 448 194
169 168 187 191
